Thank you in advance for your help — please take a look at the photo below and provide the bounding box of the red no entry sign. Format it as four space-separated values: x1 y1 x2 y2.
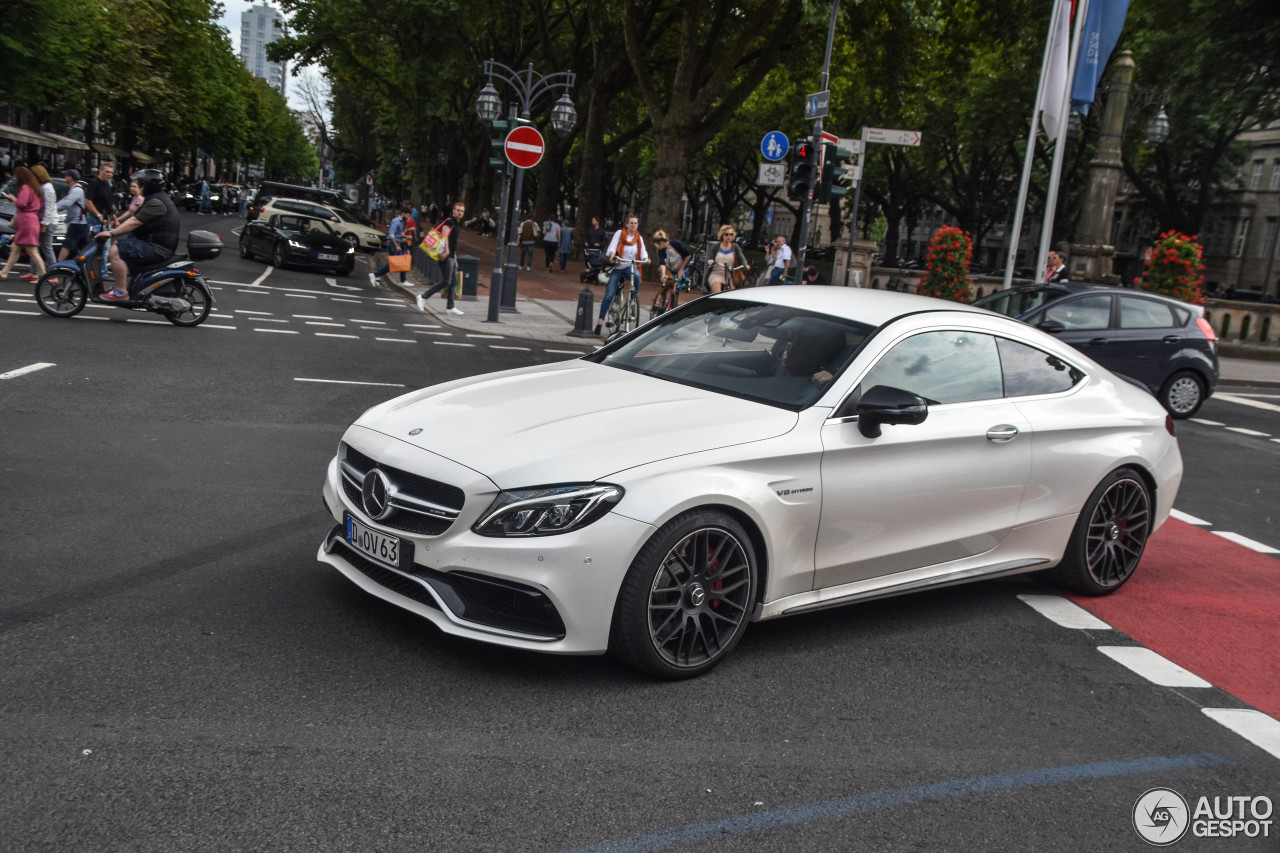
504 126 545 169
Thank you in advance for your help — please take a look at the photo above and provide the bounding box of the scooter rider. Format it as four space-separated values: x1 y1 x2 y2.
96 169 180 301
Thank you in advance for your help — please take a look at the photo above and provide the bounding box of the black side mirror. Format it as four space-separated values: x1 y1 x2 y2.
1038 320 1065 334
856 385 929 438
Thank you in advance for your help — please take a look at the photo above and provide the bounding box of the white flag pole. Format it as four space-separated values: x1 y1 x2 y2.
1003 0 1065 290
1036 0 1092 282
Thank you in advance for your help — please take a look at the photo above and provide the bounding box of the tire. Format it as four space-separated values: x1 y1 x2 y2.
342 232 359 250
34 271 87 318
1046 468 1152 595
272 241 289 269
626 294 640 332
238 230 253 259
161 280 212 327
1159 370 1205 419
610 510 758 679
649 294 665 322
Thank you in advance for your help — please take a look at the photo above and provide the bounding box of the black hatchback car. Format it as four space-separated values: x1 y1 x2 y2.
238 213 355 276
972 283 1219 418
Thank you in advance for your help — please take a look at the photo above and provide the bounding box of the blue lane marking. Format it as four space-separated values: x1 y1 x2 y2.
559 753 1227 853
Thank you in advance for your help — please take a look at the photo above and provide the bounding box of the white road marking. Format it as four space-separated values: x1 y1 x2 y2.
0 289 28 296
125 318 168 325
433 341 475 347
417 331 454 336
250 267 273 287
375 337 415 343
326 280 361 291
403 323 440 329
249 317 289 324
1017 595 1113 630
1212 531 1280 554
1215 393 1280 415
295 377 404 387
350 319 386 325
490 345 532 351
235 309 273 315
286 293 317 299
466 333 504 339
315 333 358 339
1170 509 1212 525
545 349 589 355
1225 427 1271 437
1202 709 1280 761
0 362 55 380
253 328 299 335
7 297 32 303
293 315 333 320
237 289 269 296
0 309 39 316
1189 418 1224 426
306 322 345 327
1098 646 1213 688
201 325 237 330
331 298 361 304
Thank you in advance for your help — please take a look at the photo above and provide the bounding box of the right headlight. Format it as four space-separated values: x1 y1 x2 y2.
473 484 624 537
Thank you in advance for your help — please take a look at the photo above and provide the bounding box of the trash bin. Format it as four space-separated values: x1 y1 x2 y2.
457 254 479 301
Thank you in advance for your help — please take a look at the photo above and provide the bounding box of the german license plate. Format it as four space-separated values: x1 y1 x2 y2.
345 514 401 568
318 253 340 262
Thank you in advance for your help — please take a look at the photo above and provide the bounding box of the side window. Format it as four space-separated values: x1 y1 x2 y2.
1038 294 1112 330
997 337 1082 397
860 331 1003 404
1118 295 1177 329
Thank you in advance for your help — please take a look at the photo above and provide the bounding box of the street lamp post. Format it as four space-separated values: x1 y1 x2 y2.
474 60 576 323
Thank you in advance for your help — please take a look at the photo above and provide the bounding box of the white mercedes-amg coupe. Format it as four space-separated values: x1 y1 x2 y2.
319 287 1181 678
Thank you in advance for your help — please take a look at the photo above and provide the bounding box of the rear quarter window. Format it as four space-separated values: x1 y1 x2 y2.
1119 295 1178 329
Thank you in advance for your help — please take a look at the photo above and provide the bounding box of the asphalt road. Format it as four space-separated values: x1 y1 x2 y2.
1 211 1277 851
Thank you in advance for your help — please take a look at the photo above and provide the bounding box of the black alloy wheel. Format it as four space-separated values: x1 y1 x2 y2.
1048 468 1152 595
272 241 289 269
238 230 253 259
612 510 757 679
34 271 86 318
342 233 359 249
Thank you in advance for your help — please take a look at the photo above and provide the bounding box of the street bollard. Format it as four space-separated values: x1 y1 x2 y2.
567 284 596 338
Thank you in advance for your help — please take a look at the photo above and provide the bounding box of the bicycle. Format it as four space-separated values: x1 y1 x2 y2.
710 261 749 292
649 269 692 320
603 257 646 337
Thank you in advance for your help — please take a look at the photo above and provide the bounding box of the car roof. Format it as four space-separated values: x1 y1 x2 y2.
708 285 990 329
999 282 1203 313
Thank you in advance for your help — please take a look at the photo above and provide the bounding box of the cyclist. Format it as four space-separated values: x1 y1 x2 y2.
595 213 649 336
652 230 690 313
706 224 749 293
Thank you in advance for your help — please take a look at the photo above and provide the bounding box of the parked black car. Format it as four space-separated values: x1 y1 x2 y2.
972 283 1219 418
238 213 355 276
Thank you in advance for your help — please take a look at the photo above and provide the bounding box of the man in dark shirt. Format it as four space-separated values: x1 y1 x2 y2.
96 169 179 301
84 162 116 228
416 200 465 316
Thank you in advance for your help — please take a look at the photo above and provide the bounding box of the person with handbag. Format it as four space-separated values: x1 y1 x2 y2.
416 201 466 316
542 216 560 272
518 215 539 270
371 205 409 286
706 224 749 293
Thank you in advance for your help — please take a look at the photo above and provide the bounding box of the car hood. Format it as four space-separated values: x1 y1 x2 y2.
356 361 799 487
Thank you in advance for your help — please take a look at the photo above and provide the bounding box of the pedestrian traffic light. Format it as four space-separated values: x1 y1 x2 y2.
788 143 813 202
488 119 512 168
819 142 855 204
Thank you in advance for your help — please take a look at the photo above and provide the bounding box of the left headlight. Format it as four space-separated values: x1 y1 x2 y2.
473 484 624 537
288 239 306 249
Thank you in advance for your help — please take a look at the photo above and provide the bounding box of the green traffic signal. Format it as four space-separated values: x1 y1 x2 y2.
818 141 854 204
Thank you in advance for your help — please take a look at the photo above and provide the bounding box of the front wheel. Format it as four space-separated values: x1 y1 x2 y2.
238 230 253 259
610 510 758 679
272 241 289 269
342 233 359 250
34 271 87 318
1160 370 1205 419
162 281 212 327
1045 468 1152 595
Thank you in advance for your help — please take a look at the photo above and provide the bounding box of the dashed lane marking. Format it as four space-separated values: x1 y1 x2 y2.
201 325 236 330
1225 427 1271 437
248 317 289 324
1202 709 1280 761
0 309 39 316
293 315 333 320
125 318 168 325
491 345 532 351
314 333 358 340
1169 509 1211 525
403 323 440 329
235 309 273 315
466 333 504 339
331 298 361 304
349 318 387 325
1098 646 1213 688
1190 418 1224 426
1212 531 1280 554
236 289 269 296
294 377 404 387
253 328 299 335
433 341 475 347
1016 595 1112 630
0 362 55 380
286 293 317 299
374 337 415 344
305 322 345 327
546 349 589 355
1215 393 1280 415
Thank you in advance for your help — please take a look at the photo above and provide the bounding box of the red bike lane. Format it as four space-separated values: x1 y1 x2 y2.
1067 518 1280 718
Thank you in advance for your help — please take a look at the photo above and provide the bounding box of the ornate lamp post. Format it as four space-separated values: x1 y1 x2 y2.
474 60 576 323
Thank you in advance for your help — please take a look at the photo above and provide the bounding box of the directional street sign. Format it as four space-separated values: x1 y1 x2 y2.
863 127 922 147
761 131 789 162
837 138 865 155
757 162 785 187
804 91 830 120
840 163 862 182
504 125 545 169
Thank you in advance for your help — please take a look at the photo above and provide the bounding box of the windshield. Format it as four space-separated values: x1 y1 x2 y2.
279 216 335 236
587 298 874 410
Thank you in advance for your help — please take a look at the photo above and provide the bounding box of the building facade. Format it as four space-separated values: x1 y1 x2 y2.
240 2 287 98
1199 123 1280 298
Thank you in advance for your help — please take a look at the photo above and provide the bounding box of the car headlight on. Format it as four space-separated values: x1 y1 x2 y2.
288 239 306 249
347 246 355 254
473 484 624 537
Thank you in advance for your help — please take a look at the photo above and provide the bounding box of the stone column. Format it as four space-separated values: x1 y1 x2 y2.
1070 50 1135 285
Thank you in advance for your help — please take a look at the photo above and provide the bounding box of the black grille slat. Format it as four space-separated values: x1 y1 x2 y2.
341 443 464 537
339 545 441 611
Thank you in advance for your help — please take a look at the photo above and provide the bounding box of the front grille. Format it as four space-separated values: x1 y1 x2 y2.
342 443 465 537
337 543 441 612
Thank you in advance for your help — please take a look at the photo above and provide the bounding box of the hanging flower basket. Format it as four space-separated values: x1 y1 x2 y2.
1138 230 1204 304
918 225 972 303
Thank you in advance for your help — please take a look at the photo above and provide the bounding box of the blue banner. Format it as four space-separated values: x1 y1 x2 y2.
1070 0 1131 115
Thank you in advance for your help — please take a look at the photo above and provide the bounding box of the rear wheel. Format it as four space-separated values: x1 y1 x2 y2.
1160 370 1205 418
1047 468 1152 595
34 271 86 318
272 241 289 269
238 230 253 259
161 280 211 327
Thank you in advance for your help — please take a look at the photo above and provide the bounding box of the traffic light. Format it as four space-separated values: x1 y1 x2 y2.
819 142 855 204
788 142 814 201
488 119 512 167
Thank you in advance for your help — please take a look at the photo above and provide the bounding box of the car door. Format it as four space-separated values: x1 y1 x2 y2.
1108 294 1187 391
1028 293 1115 359
815 329 1032 589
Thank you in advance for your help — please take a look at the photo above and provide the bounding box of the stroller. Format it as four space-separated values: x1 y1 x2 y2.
580 248 607 284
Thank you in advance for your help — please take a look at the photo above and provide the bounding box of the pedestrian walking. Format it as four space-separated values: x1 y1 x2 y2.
416 201 465 316
371 205 409 286
558 218 574 272
56 168 89 260
0 166 48 282
542 215 560 271
199 179 211 214
32 165 58 267
518 214 539 270
766 235 792 286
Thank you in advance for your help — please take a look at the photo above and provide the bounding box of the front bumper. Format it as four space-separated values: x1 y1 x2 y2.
319 445 653 655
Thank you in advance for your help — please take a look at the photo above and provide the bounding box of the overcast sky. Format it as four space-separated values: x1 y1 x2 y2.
216 0 313 113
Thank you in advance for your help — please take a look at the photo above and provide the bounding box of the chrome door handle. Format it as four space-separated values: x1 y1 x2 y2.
986 424 1019 442
1088 337 1109 345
